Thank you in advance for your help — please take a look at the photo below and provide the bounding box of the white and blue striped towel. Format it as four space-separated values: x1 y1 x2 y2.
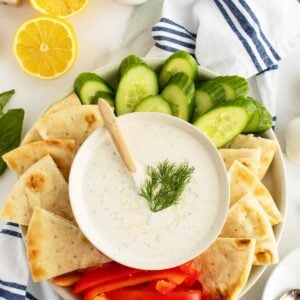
1 0 300 299
148 0 300 124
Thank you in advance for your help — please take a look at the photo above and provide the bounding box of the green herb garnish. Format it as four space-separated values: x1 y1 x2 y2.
0 90 24 175
140 160 195 213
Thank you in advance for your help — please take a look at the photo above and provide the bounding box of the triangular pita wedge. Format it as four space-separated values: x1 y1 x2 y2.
220 194 270 240
2 139 75 180
21 93 81 145
35 105 103 150
254 228 278 265
27 207 105 282
219 148 261 175
229 161 282 225
193 238 255 300
228 134 276 179
0 155 73 225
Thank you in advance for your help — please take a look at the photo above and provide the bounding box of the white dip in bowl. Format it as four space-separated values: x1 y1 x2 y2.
69 112 229 270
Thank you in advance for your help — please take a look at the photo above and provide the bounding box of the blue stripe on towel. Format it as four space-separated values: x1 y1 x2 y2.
258 64 278 75
152 26 196 40
153 35 195 50
0 288 24 300
26 291 38 300
0 280 26 291
239 0 281 61
160 18 197 38
0 229 22 238
6 222 19 228
214 0 263 72
223 0 274 68
155 43 195 55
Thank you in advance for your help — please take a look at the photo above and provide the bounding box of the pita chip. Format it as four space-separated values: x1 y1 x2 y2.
35 105 103 150
220 194 270 240
27 207 105 282
2 139 75 180
219 148 261 175
193 238 255 300
254 228 278 265
0 155 73 225
228 134 276 179
21 93 81 145
229 161 282 225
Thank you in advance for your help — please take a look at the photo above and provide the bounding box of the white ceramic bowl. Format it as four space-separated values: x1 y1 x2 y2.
47 58 287 299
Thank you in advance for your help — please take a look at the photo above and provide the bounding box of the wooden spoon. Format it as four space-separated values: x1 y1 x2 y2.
98 99 137 173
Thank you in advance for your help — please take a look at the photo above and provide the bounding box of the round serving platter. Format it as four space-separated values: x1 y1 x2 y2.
20 58 287 299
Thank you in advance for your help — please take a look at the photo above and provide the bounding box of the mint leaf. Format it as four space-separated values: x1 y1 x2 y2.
0 108 25 175
0 90 15 116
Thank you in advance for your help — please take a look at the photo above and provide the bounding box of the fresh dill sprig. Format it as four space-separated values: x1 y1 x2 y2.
140 160 195 213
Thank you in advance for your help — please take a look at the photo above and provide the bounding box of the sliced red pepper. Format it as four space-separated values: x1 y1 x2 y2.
73 262 142 294
52 271 82 287
82 268 188 300
155 279 177 294
105 289 203 300
179 260 200 287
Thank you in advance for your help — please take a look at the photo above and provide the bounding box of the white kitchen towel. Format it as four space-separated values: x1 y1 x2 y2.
148 0 300 122
0 222 59 300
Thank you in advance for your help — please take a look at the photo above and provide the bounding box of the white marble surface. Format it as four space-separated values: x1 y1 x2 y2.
0 1 300 299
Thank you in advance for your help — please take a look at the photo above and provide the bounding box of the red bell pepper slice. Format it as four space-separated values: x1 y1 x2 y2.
73 262 142 294
155 279 177 294
82 268 188 300
179 260 200 286
52 271 82 287
105 289 203 300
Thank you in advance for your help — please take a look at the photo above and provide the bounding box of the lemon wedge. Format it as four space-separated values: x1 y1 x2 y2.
12 16 78 80
29 0 90 19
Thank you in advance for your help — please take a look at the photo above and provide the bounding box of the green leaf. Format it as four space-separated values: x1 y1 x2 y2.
0 108 25 175
0 90 15 115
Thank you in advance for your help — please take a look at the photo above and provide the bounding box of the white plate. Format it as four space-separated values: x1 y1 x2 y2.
263 247 300 300
19 58 287 299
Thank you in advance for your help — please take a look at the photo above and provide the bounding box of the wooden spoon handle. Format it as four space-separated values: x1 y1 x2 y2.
98 99 136 173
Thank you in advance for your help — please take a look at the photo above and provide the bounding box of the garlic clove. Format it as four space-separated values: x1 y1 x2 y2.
286 117 300 163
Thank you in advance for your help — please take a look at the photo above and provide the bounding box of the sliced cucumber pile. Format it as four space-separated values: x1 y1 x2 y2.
159 51 198 88
116 56 159 115
74 72 114 105
161 72 195 121
134 95 172 115
243 97 272 133
73 50 273 148
193 81 225 120
194 98 256 148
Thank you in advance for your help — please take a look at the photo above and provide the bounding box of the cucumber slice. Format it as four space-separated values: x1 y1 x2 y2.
119 55 145 77
193 81 225 120
213 76 249 101
134 95 172 115
159 51 198 88
193 98 256 148
74 72 114 105
243 97 272 133
116 64 159 115
91 91 114 107
161 72 195 121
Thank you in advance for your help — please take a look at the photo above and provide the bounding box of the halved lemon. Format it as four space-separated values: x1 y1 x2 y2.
29 0 90 19
13 16 78 80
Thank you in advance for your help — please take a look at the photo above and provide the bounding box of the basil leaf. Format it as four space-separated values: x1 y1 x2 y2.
0 108 25 175
0 90 15 116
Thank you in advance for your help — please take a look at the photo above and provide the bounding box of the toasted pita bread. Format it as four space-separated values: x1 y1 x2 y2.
2 139 75 180
254 228 278 265
228 134 276 179
27 207 105 282
193 238 255 300
0 155 73 225
35 105 103 150
219 148 261 175
21 93 81 145
220 194 270 240
229 161 282 225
